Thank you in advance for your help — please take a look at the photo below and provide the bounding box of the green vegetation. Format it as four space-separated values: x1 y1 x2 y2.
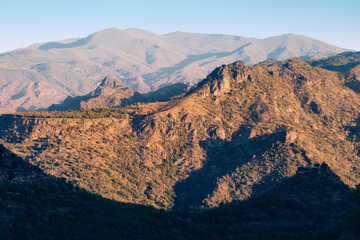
0 145 355 240
1 58 360 211
2 107 130 119
307 51 360 72
1 57 360 239
317 185 360 240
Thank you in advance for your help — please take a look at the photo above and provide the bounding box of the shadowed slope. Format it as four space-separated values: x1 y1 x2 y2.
0 144 355 240
1 58 360 211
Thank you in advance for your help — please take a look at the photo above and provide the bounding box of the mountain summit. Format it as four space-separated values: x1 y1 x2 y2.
0 28 347 113
48 76 189 111
48 76 138 111
1 57 359 210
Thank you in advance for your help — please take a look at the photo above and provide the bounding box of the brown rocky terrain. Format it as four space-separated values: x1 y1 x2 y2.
1 57 360 210
48 76 140 110
48 76 188 111
0 142 356 240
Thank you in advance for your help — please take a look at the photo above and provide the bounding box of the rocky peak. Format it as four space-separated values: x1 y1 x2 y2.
195 61 250 96
99 76 127 88
209 65 231 96
193 58 335 99
91 76 134 98
5 55 360 213
281 57 309 69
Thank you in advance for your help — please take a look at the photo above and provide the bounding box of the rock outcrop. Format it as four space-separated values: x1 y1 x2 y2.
48 76 188 111
1 58 360 210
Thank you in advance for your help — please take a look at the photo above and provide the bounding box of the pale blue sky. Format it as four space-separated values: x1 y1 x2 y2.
0 0 359 53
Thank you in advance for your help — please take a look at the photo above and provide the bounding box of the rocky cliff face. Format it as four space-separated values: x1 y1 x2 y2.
1 58 360 209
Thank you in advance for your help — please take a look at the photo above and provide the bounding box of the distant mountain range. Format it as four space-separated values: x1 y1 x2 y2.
0 28 348 113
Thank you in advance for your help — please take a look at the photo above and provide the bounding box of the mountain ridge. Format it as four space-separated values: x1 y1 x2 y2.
0 28 348 113
1 57 360 210
48 76 189 111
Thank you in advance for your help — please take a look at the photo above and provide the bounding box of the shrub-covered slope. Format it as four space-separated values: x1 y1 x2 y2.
0 144 356 240
308 51 360 73
1 58 360 210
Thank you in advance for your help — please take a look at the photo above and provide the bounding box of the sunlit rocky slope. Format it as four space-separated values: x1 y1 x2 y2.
1 56 360 210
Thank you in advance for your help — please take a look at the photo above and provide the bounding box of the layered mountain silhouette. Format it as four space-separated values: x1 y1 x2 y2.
1 53 360 238
308 51 360 93
1 54 360 211
48 76 188 111
0 28 347 113
308 51 360 72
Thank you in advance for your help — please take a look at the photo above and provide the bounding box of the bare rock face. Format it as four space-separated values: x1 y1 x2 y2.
285 131 298 143
209 66 232 96
90 76 135 97
204 125 226 148
203 61 251 96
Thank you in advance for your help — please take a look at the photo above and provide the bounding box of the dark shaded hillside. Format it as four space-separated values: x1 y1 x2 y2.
317 185 360 240
141 82 189 102
0 145 356 240
0 144 180 240
307 51 360 72
1 58 360 211
307 51 360 94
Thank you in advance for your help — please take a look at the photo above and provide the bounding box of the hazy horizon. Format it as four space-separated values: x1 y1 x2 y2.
1 0 359 53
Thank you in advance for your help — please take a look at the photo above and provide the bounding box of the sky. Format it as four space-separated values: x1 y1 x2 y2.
0 0 359 53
